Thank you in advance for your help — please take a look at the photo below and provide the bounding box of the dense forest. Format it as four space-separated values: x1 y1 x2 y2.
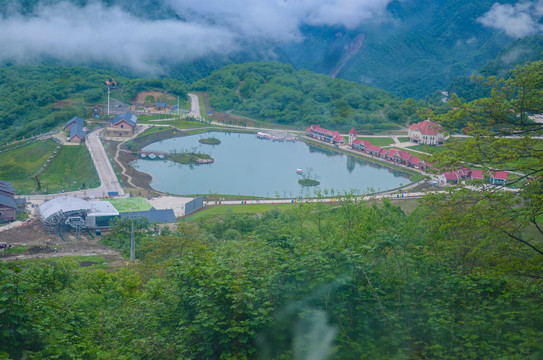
192 62 430 132
449 35 543 102
2 196 542 359
0 66 187 144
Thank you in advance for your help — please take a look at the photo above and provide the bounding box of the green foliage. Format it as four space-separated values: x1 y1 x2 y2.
198 137 221 145
1 197 543 359
435 60 543 253
167 152 212 165
193 62 422 132
0 65 114 143
0 65 189 144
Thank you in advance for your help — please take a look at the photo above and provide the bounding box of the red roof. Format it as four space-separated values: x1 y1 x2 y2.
366 144 382 152
379 148 388 155
349 127 357 134
353 139 363 145
305 126 312 133
442 171 459 181
493 171 509 180
455 167 470 177
387 148 400 157
470 169 484 179
333 135 344 142
361 140 370 147
409 120 442 136
409 156 421 165
399 151 412 161
307 124 340 137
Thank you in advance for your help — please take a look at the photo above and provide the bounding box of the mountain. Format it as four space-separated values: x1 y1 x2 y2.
0 0 529 99
449 35 543 102
280 0 515 98
192 62 425 133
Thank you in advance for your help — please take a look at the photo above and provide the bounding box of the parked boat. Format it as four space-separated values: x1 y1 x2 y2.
296 169 303 175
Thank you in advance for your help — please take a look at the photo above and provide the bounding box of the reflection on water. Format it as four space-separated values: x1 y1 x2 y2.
132 132 411 196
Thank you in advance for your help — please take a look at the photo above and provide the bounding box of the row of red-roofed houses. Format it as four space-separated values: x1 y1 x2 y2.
306 124 346 145
306 124 509 186
439 168 509 185
346 127 429 170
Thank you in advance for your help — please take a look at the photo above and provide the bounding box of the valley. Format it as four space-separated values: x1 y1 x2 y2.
1 1 543 359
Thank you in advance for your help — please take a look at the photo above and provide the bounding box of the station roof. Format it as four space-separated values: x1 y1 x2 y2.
39 197 91 221
38 197 119 222
88 201 120 217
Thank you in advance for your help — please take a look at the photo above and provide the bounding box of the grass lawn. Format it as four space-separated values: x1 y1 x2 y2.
356 137 395 147
0 140 57 193
184 203 294 222
136 125 171 138
397 137 410 142
150 119 209 129
0 139 32 152
107 197 152 212
39 145 100 193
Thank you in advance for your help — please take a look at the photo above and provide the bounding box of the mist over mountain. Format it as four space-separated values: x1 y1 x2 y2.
0 0 541 97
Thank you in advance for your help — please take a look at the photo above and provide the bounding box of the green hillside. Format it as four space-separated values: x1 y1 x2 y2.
0 0 528 99
282 0 515 98
192 62 429 133
450 35 543 102
0 65 187 144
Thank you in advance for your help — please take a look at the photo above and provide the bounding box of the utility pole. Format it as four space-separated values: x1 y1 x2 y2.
107 85 110 116
177 96 180 118
130 216 135 262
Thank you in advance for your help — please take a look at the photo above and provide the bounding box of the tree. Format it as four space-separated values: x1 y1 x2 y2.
434 60 543 254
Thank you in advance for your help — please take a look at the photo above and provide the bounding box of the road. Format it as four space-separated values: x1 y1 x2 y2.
187 93 203 120
20 128 124 201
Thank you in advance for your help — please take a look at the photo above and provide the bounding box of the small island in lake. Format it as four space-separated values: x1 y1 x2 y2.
169 152 214 165
199 137 221 145
298 179 320 186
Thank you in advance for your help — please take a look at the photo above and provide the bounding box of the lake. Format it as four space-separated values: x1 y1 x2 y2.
132 132 411 197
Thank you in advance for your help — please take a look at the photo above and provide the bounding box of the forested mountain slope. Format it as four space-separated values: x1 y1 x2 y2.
0 0 528 99
282 0 514 98
449 35 543 102
192 62 428 132
0 66 187 144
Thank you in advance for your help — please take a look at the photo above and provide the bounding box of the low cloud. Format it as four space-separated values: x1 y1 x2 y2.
0 2 237 74
0 0 394 73
166 0 393 41
478 1 543 38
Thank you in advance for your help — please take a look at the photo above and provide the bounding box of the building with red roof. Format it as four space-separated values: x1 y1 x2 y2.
470 169 484 180
365 144 382 156
408 120 446 145
490 171 509 185
306 124 345 145
439 171 460 184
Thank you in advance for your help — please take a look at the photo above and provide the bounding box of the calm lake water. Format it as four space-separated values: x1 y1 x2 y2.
133 132 410 197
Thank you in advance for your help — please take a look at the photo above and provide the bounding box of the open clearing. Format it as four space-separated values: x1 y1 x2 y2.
39 145 100 193
0 221 124 266
0 139 57 193
133 91 177 105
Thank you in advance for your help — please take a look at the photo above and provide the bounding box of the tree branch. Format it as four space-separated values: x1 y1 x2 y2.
503 230 543 256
